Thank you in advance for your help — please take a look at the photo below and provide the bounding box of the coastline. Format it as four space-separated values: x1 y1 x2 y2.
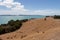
0 16 60 40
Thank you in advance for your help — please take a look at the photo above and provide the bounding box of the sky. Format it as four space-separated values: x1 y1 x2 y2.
0 0 60 15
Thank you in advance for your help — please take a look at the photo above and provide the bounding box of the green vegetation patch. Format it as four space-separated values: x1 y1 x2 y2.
0 19 28 35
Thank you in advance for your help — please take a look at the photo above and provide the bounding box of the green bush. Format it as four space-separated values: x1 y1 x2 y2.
20 19 28 23
1 24 7 26
0 19 28 34
0 27 3 34
8 20 15 26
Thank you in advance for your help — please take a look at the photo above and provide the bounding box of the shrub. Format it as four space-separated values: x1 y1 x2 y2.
8 20 15 26
1 24 7 26
20 19 28 23
0 27 3 34
0 19 28 35
54 15 60 19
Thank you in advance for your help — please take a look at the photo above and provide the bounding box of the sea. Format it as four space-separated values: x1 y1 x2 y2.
0 15 45 24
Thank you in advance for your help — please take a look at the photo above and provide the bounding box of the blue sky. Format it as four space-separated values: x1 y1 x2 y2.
14 0 60 10
0 0 60 15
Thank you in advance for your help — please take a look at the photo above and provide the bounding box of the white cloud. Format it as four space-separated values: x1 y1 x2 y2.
33 10 54 15
0 0 29 15
0 9 60 15
33 9 60 15
0 0 2 2
0 0 60 15
0 0 13 8
0 0 27 11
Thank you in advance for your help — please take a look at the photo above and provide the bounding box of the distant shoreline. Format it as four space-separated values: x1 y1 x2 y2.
0 15 45 16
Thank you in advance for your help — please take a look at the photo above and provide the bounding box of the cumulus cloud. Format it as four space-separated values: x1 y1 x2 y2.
0 0 13 8
0 0 29 15
0 0 27 11
0 0 60 15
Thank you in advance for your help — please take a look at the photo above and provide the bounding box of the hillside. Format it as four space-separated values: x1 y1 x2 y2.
0 17 60 40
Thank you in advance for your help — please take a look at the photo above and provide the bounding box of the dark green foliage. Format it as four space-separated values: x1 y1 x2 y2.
8 20 15 26
0 19 28 35
1 24 7 26
19 19 28 23
0 27 3 34
46 16 50 17
54 15 60 19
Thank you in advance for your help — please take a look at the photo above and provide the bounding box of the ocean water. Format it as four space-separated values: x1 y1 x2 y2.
0 15 45 24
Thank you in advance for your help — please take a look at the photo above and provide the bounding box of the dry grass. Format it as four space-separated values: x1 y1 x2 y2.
0 17 60 40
